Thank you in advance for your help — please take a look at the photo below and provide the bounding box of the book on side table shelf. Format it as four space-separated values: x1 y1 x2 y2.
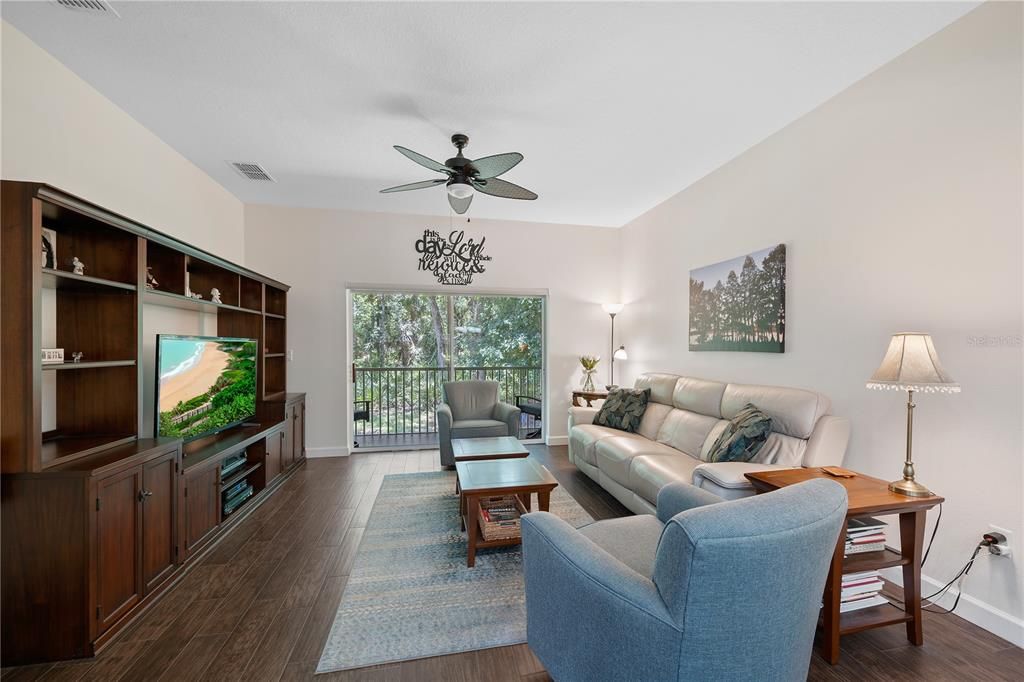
839 570 889 612
845 516 887 555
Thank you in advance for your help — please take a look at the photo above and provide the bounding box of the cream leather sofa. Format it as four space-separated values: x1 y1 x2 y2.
568 373 850 514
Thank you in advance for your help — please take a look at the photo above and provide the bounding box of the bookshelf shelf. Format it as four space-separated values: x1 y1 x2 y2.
42 268 136 292
143 289 261 315
40 433 138 466
42 360 136 371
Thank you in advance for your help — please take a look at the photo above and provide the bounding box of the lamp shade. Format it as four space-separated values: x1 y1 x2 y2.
866 333 960 393
602 302 624 315
613 345 628 360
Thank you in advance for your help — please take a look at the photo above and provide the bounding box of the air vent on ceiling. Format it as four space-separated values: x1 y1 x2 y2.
229 162 276 182
52 0 120 17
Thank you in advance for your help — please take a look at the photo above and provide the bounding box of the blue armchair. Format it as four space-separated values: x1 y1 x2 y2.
436 380 521 467
522 480 847 681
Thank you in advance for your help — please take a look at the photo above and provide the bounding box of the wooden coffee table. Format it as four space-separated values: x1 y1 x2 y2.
452 437 530 494
452 436 529 462
455 457 558 567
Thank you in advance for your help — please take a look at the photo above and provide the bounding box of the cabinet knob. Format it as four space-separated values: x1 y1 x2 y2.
138 489 153 502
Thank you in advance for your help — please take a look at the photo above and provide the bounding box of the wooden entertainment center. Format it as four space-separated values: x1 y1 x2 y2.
1 181 306 665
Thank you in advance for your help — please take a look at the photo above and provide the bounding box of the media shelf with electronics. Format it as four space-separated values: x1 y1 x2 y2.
1 181 305 665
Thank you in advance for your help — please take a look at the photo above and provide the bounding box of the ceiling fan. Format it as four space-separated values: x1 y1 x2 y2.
380 133 538 214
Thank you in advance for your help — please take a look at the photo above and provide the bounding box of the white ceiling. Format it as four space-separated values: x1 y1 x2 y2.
3 1 978 227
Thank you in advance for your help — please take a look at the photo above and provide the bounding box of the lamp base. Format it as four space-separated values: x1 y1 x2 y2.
888 478 933 498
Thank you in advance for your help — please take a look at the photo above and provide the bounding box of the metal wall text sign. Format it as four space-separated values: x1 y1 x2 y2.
415 229 491 285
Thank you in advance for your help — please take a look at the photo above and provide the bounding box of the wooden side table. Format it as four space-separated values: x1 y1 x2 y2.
571 389 608 407
745 468 943 665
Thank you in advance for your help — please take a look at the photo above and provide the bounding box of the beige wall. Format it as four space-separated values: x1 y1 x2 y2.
617 2 1023 642
244 204 619 456
1 21 244 261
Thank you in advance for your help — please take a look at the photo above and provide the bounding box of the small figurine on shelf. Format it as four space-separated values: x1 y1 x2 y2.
190 291 203 300
71 352 83 363
71 257 85 275
146 267 159 290
210 288 222 304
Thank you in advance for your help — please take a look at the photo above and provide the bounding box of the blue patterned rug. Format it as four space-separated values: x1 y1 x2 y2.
316 470 593 673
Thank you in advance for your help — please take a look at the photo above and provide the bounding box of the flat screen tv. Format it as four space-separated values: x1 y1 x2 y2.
155 335 258 441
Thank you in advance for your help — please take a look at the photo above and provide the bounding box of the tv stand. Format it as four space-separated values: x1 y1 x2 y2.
178 404 305 562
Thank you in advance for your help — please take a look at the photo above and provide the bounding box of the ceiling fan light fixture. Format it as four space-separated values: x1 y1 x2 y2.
447 181 474 200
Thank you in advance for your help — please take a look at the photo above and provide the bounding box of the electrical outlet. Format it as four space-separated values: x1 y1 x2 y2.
987 525 1014 559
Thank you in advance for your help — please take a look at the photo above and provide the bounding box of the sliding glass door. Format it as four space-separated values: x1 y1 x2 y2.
351 291 544 449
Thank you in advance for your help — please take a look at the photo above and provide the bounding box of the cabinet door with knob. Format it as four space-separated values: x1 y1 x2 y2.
94 467 142 635
141 450 177 594
265 429 283 485
293 400 305 463
283 404 296 469
182 465 220 559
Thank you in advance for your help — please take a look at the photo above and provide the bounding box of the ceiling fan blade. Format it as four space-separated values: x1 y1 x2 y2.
470 152 524 180
380 178 447 193
393 146 452 175
448 192 473 214
472 178 538 200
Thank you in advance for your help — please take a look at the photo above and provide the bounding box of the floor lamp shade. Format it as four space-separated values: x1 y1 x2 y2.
867 333 958 497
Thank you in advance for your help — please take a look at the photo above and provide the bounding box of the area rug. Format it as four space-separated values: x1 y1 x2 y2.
316 470 593 673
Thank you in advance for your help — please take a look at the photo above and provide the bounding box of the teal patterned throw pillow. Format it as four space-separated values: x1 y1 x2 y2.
705 403 773 463
593 388 650 433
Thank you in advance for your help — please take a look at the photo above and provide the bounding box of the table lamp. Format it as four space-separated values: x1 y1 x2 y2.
866 333 960 497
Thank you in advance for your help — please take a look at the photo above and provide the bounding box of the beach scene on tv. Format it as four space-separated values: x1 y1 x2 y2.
157 337 257 439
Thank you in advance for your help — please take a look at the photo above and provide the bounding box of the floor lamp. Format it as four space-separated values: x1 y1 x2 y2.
602 303 626 389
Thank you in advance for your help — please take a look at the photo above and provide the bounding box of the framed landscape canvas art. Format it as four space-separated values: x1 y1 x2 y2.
689 243 786 353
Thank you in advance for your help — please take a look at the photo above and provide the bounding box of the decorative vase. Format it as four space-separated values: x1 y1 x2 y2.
582 369 597 392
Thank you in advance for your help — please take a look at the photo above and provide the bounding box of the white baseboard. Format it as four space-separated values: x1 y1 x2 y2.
920 574 1024 647
546 435 568 446
306 446 350 458
883 569 1024 647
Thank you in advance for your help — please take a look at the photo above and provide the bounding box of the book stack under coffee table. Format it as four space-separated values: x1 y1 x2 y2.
451 437 557 568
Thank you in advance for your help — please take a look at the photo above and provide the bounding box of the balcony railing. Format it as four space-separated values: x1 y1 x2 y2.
353 366 543 445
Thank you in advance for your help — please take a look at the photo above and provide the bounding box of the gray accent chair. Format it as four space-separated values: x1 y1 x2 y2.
522 479 848 682
436 380 521 467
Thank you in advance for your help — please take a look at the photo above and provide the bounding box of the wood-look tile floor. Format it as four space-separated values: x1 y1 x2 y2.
3 446 1021 681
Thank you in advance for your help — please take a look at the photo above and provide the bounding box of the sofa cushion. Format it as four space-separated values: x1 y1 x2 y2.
751 431 807 466
671 377 728 418
629 454 702 505
594 388 650 433
570 424 637 466
451 419 508 439
577 515 664 578
705 404 773 463
655 409 722 458
596 435 680 488
637 402 673 441
721 384 830 439
633 373 679 406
